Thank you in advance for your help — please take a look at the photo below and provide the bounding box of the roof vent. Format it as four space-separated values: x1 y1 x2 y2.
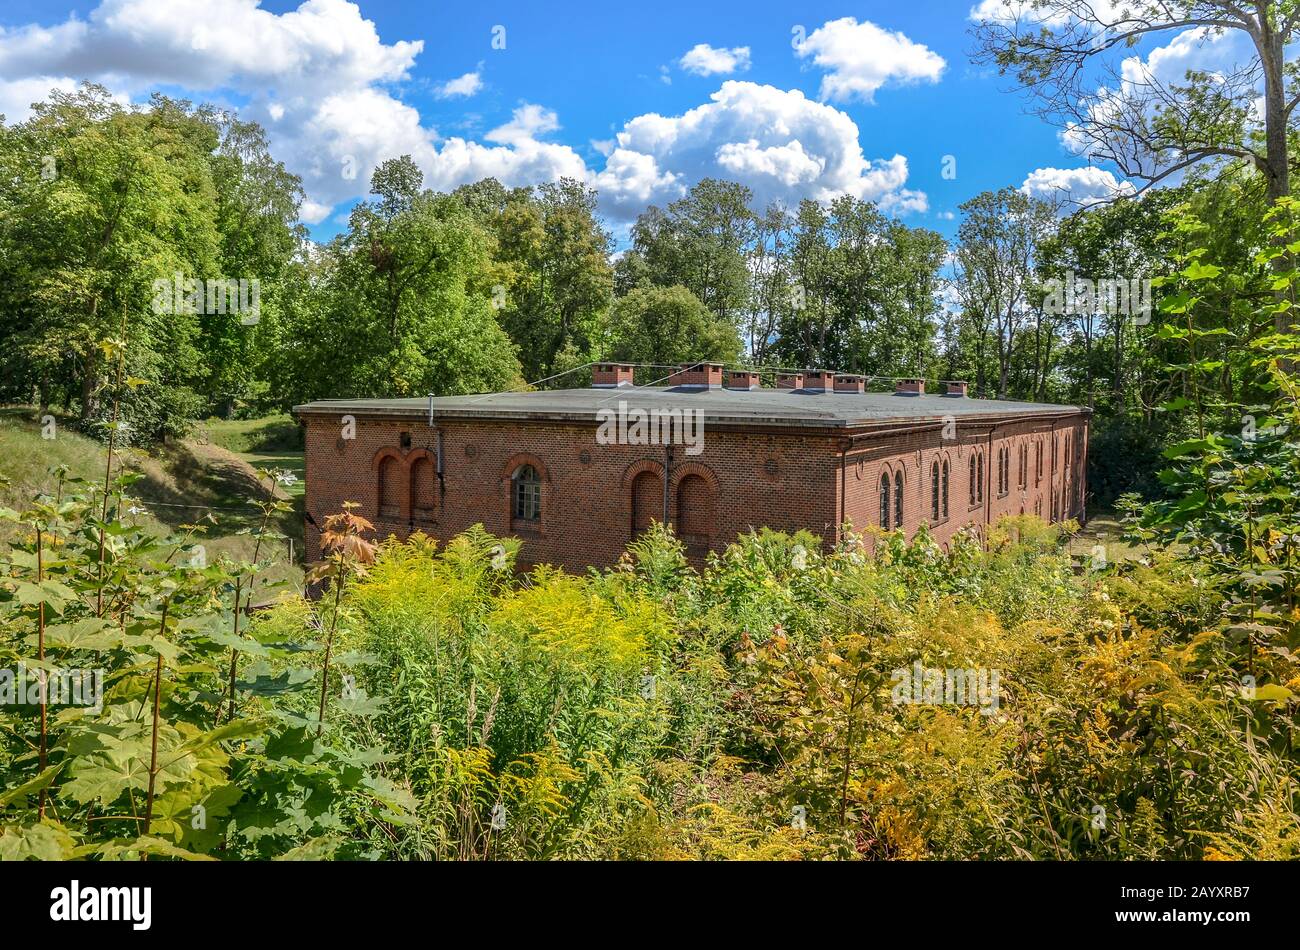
592 363 634 388
668 362 724 389
725 370 760 391
776 372 804 390
895 378 925 396
834 374 865 394
804 369 836 392
944 380 968 397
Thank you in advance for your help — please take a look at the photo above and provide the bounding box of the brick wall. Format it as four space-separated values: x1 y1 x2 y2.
299 408 1089 570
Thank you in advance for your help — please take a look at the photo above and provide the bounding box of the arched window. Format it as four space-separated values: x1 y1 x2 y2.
879 472 892 529
630 470 661 537
976 452 984 503
930 460 940 522
1036 440 1042 482
969 457 977 507
894 470 904 530
410 456 436 522
676 474 715 549
512 464 541 522
941 459 950 519
378 455 400 519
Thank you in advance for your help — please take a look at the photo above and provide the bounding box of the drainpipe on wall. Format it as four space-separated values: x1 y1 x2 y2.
435 428 445 499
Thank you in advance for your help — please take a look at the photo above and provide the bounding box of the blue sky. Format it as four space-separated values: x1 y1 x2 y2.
0 1 1233 243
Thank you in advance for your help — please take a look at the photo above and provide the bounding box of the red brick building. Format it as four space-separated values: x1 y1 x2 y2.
294 364 1089 571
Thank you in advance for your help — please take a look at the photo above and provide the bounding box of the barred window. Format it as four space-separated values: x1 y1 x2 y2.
512 464 541 522
942 460 950 519
930 460 941 522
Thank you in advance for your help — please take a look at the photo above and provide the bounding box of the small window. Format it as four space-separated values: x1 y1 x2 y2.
930 460 940 522
942 460 949 519
512 464 541 522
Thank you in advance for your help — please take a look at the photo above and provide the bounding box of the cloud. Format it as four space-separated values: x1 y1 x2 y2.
0 76 81 122
592 80 926 219
678 43 751 76
1020 166 1135 208
434 70 482 99
0 1 929 226
795 17 944 103
0 0 433 218
968 1 1125 27
1060 26 1257 161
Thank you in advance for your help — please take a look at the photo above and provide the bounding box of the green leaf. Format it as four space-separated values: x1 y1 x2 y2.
0 762 65 808
0 821 76 860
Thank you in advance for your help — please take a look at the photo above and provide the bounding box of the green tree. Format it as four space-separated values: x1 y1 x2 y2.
628 179 755 328
274 159 520 401
605 285 742 367
482 178 613 381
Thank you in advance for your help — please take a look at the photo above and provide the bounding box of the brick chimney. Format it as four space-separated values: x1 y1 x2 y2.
668 362 724 389
725 370 760 391
776 372 804 390
804 369 836 392
834 374 865 393
592 363 634 388
895 378 925 396
944 380 969 397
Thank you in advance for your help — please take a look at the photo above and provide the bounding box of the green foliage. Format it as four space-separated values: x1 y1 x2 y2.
606 285 742 367
0 382 406 860
0 86 303 436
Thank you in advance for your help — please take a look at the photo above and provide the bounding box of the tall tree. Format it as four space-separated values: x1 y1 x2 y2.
972 1 1299 206
0 84 221 440
629 178 755 329
483 178 613 381
605 285 742 367
953 189 1056 399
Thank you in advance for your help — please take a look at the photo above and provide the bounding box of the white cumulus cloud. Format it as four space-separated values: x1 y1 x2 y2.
678 43 751 76
0 1 930 226
593 81 926 219
1021 166 1135 208
795 17 945 103
434 70 482 99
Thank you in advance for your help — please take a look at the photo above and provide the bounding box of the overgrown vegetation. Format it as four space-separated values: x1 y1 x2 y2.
7 489 1296 859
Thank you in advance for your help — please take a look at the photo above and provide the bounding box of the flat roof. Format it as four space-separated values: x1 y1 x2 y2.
295 387 1088 430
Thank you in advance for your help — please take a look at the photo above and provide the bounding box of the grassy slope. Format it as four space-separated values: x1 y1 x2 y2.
196 415 305 499
0 406 304 597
